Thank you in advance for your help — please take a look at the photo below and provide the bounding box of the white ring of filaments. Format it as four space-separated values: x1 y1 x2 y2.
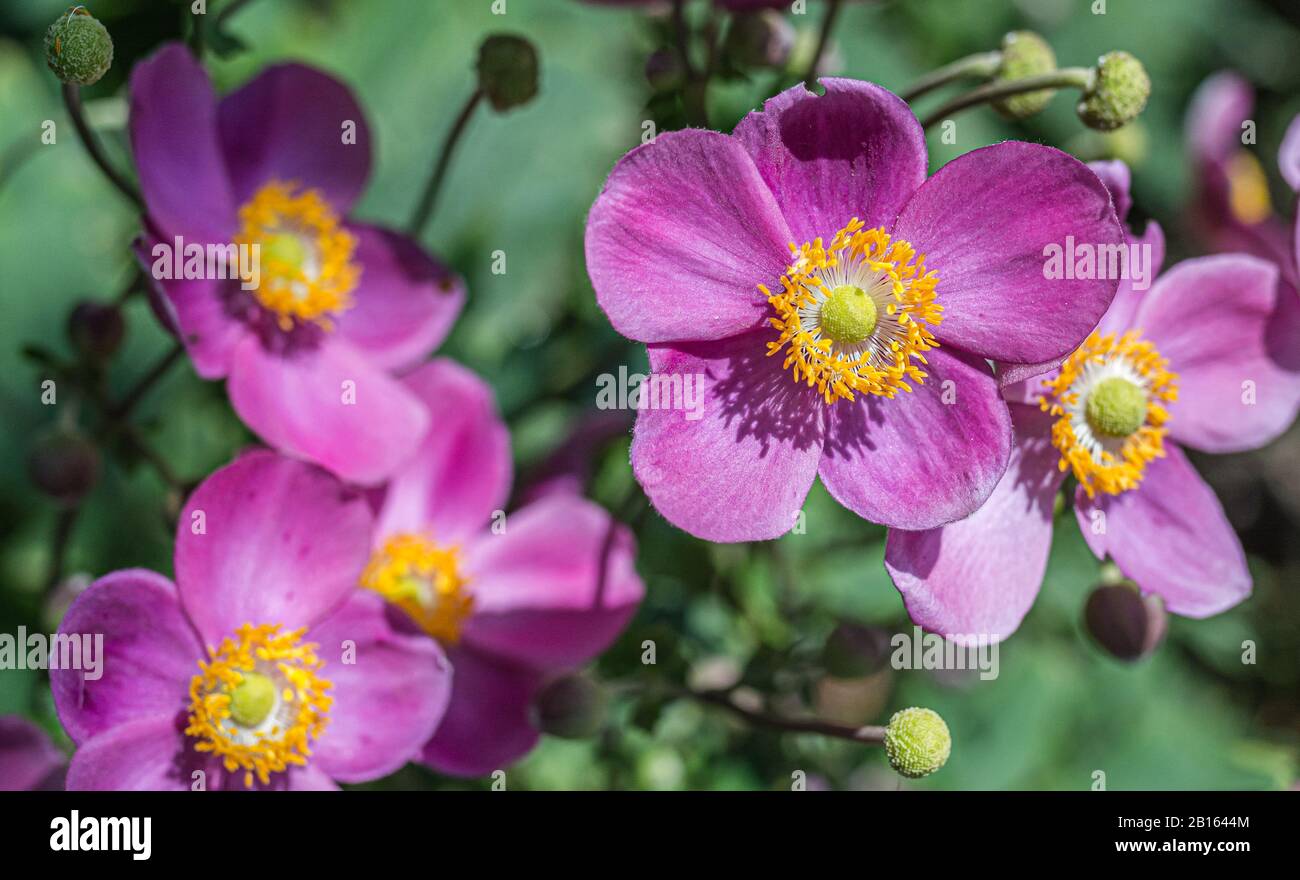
1059 355 1150 463
797 258 906 368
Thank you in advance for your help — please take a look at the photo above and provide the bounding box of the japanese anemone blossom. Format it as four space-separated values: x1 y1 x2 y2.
0 716 65 791
130 44 465 485
51 452 451 790
360 360 644 776
885 162 1300 641
585 79 1124 541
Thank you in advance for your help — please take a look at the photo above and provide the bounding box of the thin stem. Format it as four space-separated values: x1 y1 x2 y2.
690 688 887 745
920 67 1093 129
107 342 184 421
407 89 484 238
899 50 1002 102
44 507 80 592
804 0 844 87
215 0 258 29
115 268 145 306
190 6 207 56
61 84 142 207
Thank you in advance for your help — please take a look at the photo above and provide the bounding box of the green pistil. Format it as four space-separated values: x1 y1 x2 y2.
228 672 276 728
261 233 308 272
819 284 878 345
1085 377 1147 438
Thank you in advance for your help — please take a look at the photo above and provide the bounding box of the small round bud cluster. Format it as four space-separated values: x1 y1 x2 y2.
1084 583 1166 661
884 706 951 779
992 31 1057 120
724 11 795 71
28 427 101 507
45 6 114 87
821 622 891 678
477 34 539 113
533 674 607 739
68 301 124 363
1077 51 1150 131
645 49 686 94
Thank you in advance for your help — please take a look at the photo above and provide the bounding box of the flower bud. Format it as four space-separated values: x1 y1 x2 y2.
533 673 607 739
725 11 795 70
1083 583 1166 661
44 6 114 87
992 31 1057 120
644 48 686 94
1077 51 1150 131
477 34 539 112
67 301 124 363
821 622 891 677
28 427 100 507
884 706 951 779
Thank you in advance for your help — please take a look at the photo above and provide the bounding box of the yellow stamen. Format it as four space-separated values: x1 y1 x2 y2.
360 533 473 644
234 181 360 332
763 219 943 405
185 623 332 788
1225 151 1271 226
1039 330 1179 497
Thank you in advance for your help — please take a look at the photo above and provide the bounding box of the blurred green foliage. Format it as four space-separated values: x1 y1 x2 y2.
1 0 1298 790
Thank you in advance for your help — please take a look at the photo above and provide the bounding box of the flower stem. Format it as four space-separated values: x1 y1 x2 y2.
61 84 142 208
899 50 1003 102
107 341 184 421
919 67 1093 129
44 506 80 592
407 88 484 238
804 0 844 87
689 688 887 745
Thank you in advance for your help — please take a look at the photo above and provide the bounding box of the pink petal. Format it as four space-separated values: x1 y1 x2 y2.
175 451 373 646
462 494 643 671
585 129 793 343
375 359 512 545
630 331 824 541
819 347 1012 530
1074 443 1250 617
226 334 430 486
66 715 205 791
884 404 1064 642
1281 114 1300 192
0 717 65 791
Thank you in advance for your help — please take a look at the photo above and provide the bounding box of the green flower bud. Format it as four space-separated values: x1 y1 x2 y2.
67 300 124 363
821 622 891 678
884 707 951 779
992 31 1057 120
1077 51 1150 131
1084 583 1166 661
28 427 101 507
477 34 539 113
533 674 607 739
724 11 795 70
44 6 114 87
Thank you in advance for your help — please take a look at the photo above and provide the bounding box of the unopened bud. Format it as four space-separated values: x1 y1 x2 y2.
644 49 686 93
821 622 891 677
992 31 1057 120
725 11 795 70
1077 51 1150 131
28 427 100 507
533 674 607 739
884 707 951 779
1084 583 1166 661
45 6 113 87
67 301 124 363
477 34 539 112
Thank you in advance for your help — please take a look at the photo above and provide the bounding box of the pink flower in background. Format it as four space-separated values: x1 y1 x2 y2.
51 452 450 790
0 716 65 791
131 44 465 485
585 79 1123 542
360 360 644 776
885 162 1300 641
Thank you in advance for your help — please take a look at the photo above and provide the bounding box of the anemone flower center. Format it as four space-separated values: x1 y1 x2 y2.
1225 151 1271 226
185 623 332 788
360 533 473 644
763 218 943 405
1038 330 1179 497
233 180 360 332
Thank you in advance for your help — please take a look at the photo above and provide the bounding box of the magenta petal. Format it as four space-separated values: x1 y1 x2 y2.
133 236 249 379
1087 159 1132 224
1074 444 1250 617
129 43 237 243
334 224 465 372
66 715 203 791
307 592 451 783
1281 114 1300 192
630 331 824 541
1136 254 1300 452
175 451 373 646
50 570 199 745
1094 219 1166 337
376 359 512 544
420 647 542 778
227 335 430 486
892 142 1122 362
0 717 65 791
217 63 372 214
819 347 1012 530
1186 72 1253 164
885 404 1063 642
732 79 926 243
585 129 793 343
462 494 643 670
